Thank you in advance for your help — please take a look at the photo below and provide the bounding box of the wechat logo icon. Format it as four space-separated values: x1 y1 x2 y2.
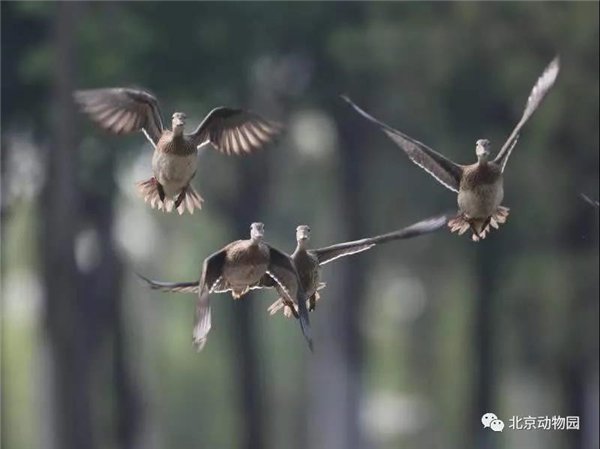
482 413 505 432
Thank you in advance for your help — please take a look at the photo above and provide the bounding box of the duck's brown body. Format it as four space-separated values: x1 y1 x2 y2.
292 249 320 296
451 162 508 240
459 162 503 218
220 240 270 297
151 132 199 199
291 248 321 311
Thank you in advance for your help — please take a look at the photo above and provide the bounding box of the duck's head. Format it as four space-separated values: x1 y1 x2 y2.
172 112 186 134
250 222 265 241
296 225 311 247
476 139 491 162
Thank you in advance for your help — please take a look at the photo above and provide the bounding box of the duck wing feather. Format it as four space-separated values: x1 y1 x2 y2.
494 56 560 172
188 107 282 155
74 87 165 146
342 95 463 192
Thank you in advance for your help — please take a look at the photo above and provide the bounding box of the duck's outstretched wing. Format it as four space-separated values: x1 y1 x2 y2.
494 56 560 172
187 107 282 155
74 87 165 147
136 272 200 294
581 193 599 208
363 213 450 245
135 272 267 295
267 246 313 352
312 214 449 266
342 95 463 192
193 250 227 352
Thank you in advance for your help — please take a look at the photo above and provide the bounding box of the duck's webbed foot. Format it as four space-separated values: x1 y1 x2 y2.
283 302 299 319
174 189 186 210
156 180 166 203
267 297 300 319
308 292 321 312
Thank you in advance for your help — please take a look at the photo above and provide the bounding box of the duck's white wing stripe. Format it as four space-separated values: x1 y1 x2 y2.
319 244 375 266
142 128 157 149
407 157 460 193
500 134 519 173
265 270 293 302
209 276 224 293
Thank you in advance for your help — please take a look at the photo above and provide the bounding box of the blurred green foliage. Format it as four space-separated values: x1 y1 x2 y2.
1 2 598 449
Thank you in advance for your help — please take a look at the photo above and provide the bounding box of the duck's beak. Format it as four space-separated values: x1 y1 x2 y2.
297 231 310 241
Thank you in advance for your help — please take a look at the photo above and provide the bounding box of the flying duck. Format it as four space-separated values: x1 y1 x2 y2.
343 56 560 241
265 214 448 317
138 222 312 351
138 215 448 318
74 88 282 214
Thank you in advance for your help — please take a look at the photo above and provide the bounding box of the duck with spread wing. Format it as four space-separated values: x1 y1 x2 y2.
74 88 281 214
343 57 560 241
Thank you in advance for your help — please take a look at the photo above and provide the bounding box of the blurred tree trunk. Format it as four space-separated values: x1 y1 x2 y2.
336 109 369 449
557 138 599 449
228 153 271 449
42 4 140 449
309 102 368 449
471 243 501 449
42 4 94 448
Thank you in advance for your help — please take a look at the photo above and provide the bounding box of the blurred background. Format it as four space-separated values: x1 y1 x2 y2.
1 2 598 449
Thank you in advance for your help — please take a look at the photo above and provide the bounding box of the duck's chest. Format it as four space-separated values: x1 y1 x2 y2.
293 251 320 294
458 164 504 218
152 135 197 185
222 242 270 286
157 134 197 156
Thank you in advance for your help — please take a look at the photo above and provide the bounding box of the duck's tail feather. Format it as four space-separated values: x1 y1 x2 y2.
448 206 510 242
135 178 165 211
176 185 204 215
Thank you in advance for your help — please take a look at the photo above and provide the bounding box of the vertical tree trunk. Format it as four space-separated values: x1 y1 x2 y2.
309 103 368 449
42 4 141 449
42 4 95 449
560 208 598 449
229 153 271 449
337 110 368 449
471 243 500 449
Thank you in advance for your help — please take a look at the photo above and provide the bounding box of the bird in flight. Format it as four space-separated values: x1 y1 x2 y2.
74 88 282 214
343 56 560 241
137 214 448 319
137 222 312 352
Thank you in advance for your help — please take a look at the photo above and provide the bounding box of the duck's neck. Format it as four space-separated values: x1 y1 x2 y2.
477 157 489 168
172 126 184 137
296 240 308 252
250 237 262 246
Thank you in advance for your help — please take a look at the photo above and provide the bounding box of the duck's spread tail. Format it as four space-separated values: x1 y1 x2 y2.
175 185 204 215
135 178 164 210
135 178 203 215
448 206 510 242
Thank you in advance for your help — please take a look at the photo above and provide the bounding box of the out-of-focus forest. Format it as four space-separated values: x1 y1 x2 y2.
1 2 598 449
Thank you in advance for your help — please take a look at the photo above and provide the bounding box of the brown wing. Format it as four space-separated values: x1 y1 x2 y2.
73 87 165 146
267 246 313 352
494 56 560 172
188 107 282 155
136 272 199 294
313 213 449 265
342 95 463 192
193 250 226 352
